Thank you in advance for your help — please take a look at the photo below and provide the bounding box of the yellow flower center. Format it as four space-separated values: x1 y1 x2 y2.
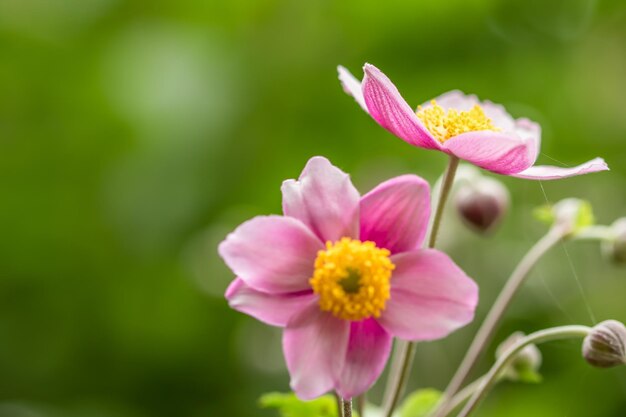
416 100 500 143
309 238 395 321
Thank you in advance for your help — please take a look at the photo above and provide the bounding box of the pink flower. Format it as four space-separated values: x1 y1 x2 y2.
219 157 478 400
338 64 609 180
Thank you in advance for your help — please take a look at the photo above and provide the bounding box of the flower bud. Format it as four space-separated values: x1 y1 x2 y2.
582 320 626 368
496 331 542 382
602 218 626 265
534 198 595 237
455 176 509 234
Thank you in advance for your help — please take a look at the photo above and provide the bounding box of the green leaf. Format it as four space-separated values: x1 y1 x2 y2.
533 199 595 235
399 388 442 417
513 366 543 384
575 200 595 231
259 392 339 417
533 205 555 225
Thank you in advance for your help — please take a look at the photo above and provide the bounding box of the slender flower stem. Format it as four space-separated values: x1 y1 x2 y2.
429 156 460 248
382 341 417 416
457 325 591 417
382 340 406 405
382 156 460 417
438 377 484 417
342 398 353 417
335 393 343 417
432 225 567 417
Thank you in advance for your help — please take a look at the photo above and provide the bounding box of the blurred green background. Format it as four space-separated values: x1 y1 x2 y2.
1 0 625 416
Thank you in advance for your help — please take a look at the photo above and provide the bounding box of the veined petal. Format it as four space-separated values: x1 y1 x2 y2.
443 131 534 175
360 175 431 254
335 319 392 399
428 90 480 112
425 91 517 132
378 250 478 341
283 302 350 400
225 278 315 327
511 157 609 180
482 101 517 133
513 118 541 164
362 64 441 150
282 156 360 242
338 65 367 111
218 215 323 294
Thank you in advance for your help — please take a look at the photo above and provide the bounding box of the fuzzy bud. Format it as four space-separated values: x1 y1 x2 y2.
496 332 542 382
602 218 626 265
455 176 509 234
583 320 626 368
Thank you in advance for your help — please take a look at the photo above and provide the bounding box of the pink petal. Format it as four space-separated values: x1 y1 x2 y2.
360 175 431 254
218 215 323 294
513 118 541 164
482 101 517 132
511 157 609 180
378 250 478 341
432 91 518 130
338 65 367 111
361 64 441 150
282 156 360 242
283 302 350 400
335 319 392 399
443 131 534 175
225 278 315 327
428 90 480 112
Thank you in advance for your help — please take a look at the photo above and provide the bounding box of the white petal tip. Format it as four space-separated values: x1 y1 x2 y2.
363 63 377 74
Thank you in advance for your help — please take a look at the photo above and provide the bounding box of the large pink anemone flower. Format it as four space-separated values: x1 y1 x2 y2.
338 64 608 180
219 157 478 400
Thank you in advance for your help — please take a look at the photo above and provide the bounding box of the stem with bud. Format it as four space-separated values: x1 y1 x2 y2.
433 224 569 416
457 325 591 417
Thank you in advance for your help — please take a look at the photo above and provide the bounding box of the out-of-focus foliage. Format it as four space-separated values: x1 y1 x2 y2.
259 393 339 417
0 0 625 416
399 389 442 417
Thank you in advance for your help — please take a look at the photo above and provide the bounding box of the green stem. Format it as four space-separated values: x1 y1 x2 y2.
432 225 567 417
381 156 460 417
335 393 343 417
382 341 418 417
429 156 460 248
382 340 406 406
457 325 591 417
439 377 484 417
342 398 353 417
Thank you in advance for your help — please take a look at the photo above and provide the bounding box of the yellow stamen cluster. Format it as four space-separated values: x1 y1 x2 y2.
309 238 394 321
416 100 499 143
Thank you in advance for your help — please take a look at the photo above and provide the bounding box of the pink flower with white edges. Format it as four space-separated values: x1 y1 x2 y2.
338 64 608 180
219 157 478 400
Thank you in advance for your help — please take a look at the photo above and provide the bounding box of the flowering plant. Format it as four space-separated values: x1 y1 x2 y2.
218 64 625 417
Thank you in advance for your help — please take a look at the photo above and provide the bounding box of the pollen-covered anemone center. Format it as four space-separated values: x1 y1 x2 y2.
416 100 500 143
309 238 395 321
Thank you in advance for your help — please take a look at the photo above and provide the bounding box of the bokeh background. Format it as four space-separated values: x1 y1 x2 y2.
1 0 625 416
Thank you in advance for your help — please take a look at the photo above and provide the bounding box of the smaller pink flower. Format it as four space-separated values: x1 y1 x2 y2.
338 63 609 180
219 157 478 400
